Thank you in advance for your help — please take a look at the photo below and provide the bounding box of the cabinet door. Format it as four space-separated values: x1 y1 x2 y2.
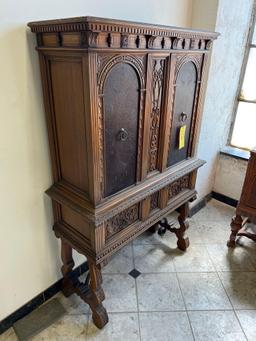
167 61 197 167
103 62 140 197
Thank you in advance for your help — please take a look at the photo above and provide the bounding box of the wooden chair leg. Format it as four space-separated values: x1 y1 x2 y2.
61 239 75 297
227 214 243 247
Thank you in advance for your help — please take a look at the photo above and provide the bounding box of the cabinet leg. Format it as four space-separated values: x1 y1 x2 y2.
60 240 108 328
176 203 190 251
158 202 190 251
227 214 243 247
87 260 109 329
61 239 75 297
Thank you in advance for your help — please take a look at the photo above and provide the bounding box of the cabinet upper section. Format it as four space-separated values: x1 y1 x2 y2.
28 16 219 51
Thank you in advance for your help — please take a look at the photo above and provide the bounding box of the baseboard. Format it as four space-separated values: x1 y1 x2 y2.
189 192 212 217
0 262 88 335
212 191 238 208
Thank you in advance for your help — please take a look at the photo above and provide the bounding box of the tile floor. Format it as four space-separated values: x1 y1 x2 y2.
2 199 256 340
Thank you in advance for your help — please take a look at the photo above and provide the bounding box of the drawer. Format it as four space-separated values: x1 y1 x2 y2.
105 174 192 241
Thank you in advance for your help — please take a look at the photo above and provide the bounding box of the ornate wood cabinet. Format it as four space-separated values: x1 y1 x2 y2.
228 149 256 247
28 17 218 328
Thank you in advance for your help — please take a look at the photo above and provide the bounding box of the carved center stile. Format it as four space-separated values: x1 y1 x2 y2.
148 59 165 172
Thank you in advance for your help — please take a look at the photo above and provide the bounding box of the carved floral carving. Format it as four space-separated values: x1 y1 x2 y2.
106 204 139 238
168 175 190 199
148 59 165 172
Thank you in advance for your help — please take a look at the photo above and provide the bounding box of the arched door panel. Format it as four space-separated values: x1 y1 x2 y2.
168 61 197 167
103 62 140 197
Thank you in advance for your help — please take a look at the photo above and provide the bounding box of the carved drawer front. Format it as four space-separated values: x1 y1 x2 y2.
105 204 139 240
167 175 190 201
103 62 140 197
168 59 199 167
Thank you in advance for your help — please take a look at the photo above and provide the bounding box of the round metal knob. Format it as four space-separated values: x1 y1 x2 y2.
117 128 129 142
180 112 188 122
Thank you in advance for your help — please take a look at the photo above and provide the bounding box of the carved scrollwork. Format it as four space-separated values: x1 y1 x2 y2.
121 34 129 48
168 175 190 199
173 38 184 50
106 204 139 238
206 40 213 50
174 54 202 82
148 59 165 172
87 32 99 47
97 54 145 91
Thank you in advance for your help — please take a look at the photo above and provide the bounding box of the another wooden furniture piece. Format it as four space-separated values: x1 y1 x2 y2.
228 149 256 247
28 16 218 328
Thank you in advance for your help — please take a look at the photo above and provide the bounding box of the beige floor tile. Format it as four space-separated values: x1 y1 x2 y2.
186 219 204 243
30 314 88 341
236 310 256 341
103 274 137 312
173 245 215 272
199 221 231 244
139 312 193 341
136 273 185 311
178 272 232 310
188 310 246 341
102 244 134 274
219 272 256 309
133 244 175 273
192 199 235 223
87 313 140 341
0 328 18 341
206 243 255 271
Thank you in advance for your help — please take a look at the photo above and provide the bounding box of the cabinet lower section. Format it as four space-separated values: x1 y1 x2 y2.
49 162 202 330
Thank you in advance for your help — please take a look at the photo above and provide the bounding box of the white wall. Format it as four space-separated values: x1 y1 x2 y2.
0 0 193 321
191 0 253 201
214 154 247 200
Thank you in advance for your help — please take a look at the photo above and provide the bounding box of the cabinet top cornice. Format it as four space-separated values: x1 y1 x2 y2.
28 16 219 40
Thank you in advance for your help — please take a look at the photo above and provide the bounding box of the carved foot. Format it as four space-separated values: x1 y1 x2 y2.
92 303 109 329
227 215 243 248
61 239 75 297
77 261 108 329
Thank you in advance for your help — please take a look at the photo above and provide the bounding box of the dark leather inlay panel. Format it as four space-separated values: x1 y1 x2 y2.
103 63 140 197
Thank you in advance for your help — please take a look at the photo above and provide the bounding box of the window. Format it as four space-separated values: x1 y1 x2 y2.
230 7 256 150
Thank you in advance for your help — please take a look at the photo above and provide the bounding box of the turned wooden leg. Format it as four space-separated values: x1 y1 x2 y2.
61 239 75 297
176 203 190 251
86 260 109 329
227 214 243 247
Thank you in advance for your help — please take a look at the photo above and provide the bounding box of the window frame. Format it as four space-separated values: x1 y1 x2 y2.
228 2 256 151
